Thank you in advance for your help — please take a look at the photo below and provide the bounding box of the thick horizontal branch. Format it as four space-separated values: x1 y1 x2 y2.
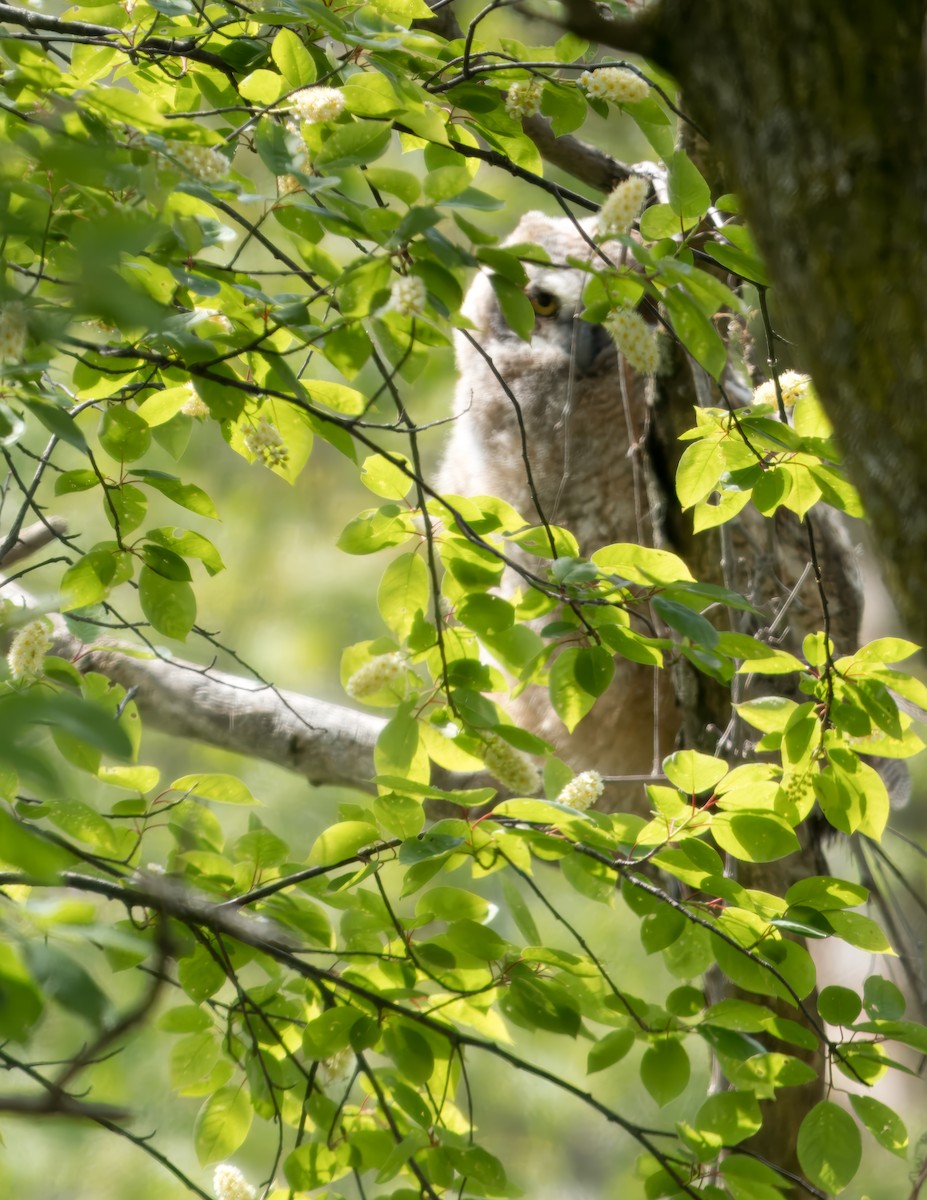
522 114 633 193
554 0 667 63
67 629 389 790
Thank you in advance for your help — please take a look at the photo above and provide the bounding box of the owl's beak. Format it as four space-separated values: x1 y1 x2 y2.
573 320 613 376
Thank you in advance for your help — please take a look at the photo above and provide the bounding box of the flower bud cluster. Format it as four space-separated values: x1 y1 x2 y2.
242 417 289 469
290 87 345 126
167 141 229 184
753 371 811 409
388 275 427 318
213 1164 256 1200
557 769 604 812
597 175 649 238
504 80 543 119
603 307 659 375
0 302 27 362
7 617 52 681
345 652 406 700
579 67 649 104
481 732 541 796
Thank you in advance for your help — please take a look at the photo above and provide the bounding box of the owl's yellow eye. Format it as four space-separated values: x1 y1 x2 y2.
529 290 559 318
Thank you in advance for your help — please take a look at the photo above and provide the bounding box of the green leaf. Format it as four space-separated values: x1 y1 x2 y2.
26 398 89 452
139 565 196 639
194 1086 253 1165
849 1094 908 1157
0 691 133 759
675 438 727 509
704 238 769 287
99 406 151 462
662 285 726 379
373 791 424 837
316 120 392 169
171 773 257 805
587 1027 635 1074
24 940 112 1027
0 943 44 1040
549 647 597 733
337 505 416 554
360 453 413 499
239 68 287 105
0 808 73 879
785 876 868 910
104 483 147 534
132 470 219 518
711 811 801 863
666 150 710 221
60 548 131 610
662 749 727 795
817 985 862 1025
862 974 905 1020
55 469 98 495
489 274 535 341
271 27 315 87
446 1145 508 1192
592 543 694 584
797 1101 861 1193
826 909 894 954
501 973 581 1036
456 594 515 637
640 1038 690 1106
690 1091 762 1152
651 595 719 648
383 1021 435 1084
308 820 379 866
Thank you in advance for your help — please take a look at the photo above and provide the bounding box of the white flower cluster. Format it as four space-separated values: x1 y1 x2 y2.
181 390 209 419
242 417 289 469
290 87 345 126
345 652 406 700
0 302 27 363
557 769 604 812
7 618 52 681
481 732 541 796
597 175 649 238
579 67 649 105
318 1046 353 1085
504 79 542 119
388 275 427 318
604 307 659 375
213 1164 256 1200
167 141 229 184
753 370 811 409
277 173 304 196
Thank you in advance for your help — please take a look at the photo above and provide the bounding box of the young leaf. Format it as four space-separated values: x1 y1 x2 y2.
797 1101 861 1193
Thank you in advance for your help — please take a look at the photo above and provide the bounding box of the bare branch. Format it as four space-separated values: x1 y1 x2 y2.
0 1094 131 1121
0 517 67 568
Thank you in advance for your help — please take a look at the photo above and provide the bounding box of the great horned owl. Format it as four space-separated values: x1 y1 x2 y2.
439 211 679 795
439 211 866 810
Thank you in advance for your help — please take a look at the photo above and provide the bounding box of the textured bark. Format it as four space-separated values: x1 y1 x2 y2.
565 0 927 645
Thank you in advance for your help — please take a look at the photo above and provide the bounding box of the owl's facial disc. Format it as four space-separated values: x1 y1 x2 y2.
523 281 613 376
